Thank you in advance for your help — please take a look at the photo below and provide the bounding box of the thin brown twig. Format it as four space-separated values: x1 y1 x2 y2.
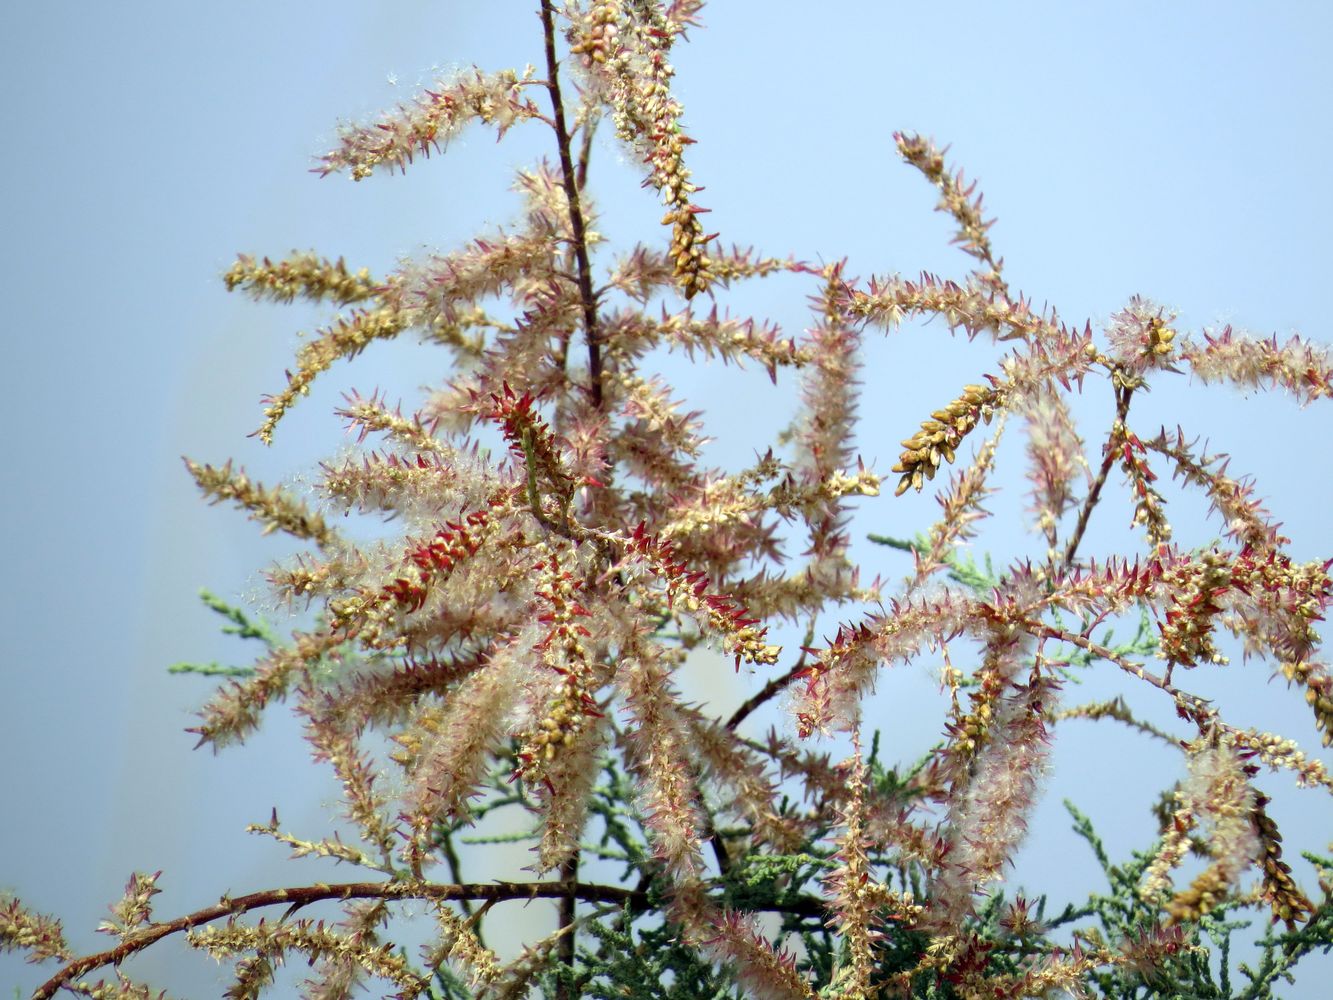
541 0 603 410
726 621 817 731
556 850 580 999
1060 382 1133 571
576 113 596 191
1021 618 1215 730
34 871 836 999
437 827 479 941
34 879 638 1000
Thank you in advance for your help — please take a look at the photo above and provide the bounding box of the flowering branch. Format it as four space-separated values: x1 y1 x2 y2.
541 0 605 410
32 880 640 1000
18 4 1333 997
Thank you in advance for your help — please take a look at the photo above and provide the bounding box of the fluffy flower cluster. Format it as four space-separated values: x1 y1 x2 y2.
569 0 714 297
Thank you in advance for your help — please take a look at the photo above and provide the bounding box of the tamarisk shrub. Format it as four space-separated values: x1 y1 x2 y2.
5 3 1333 998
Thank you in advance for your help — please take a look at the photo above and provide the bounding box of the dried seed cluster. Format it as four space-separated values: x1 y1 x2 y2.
1283 660 1333 746
893 382 1004 495
1252 793 1315 927
1157 549 1231 668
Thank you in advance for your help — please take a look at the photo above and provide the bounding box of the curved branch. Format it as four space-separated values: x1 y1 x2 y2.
726 655 808 733
33 879 637 1000
726 621 816 731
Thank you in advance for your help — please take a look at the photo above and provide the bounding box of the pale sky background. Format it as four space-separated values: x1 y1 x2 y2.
4 2 1333 996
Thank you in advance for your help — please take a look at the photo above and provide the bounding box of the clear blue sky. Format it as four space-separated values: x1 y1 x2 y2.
4 2 1332 995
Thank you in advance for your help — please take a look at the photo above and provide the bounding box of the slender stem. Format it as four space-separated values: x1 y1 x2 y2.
1022 619 1215 729
557 850 580 999
533 19 651 996
576 113 596 191
34 879 639 1000
693 776 733 874
32 867 838 997
538 10 603 991
726 621 816 731
541 0 603 410
1060 382 1133 572
727 663 799 731
437 827 479 942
